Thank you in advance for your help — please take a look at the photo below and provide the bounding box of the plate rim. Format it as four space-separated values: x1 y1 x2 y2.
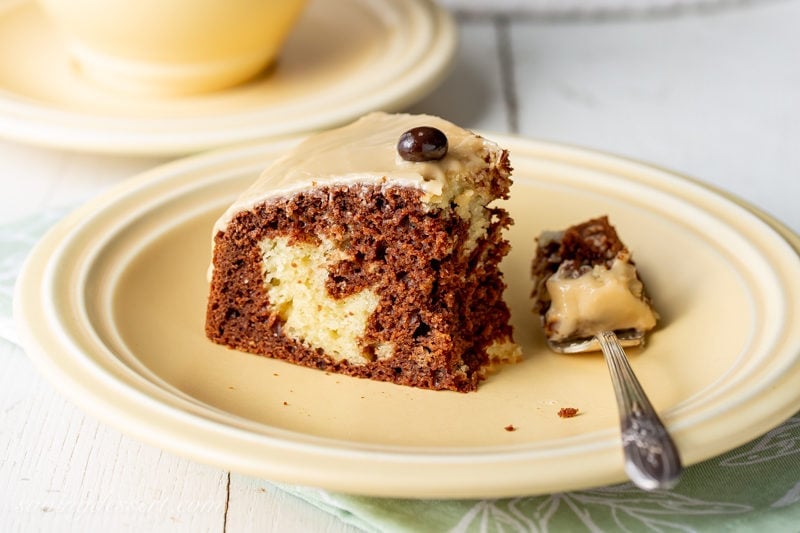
14 135 800 498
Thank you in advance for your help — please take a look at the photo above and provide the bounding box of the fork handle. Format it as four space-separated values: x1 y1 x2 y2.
596 330 683 490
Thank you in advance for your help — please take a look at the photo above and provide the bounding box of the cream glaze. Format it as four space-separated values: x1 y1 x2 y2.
212 112 502 235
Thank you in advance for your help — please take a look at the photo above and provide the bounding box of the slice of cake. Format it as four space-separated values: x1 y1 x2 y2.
206 112 521 392
531 216 658 345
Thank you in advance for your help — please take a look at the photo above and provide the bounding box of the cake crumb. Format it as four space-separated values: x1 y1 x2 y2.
558 407 579 418
504 424 516 432
282 401 289 406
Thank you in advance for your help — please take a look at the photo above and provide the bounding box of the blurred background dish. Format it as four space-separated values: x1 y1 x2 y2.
36 0 308 96
0 0 455 155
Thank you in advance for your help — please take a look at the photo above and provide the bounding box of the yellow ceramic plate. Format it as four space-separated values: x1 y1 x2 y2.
0 0 454 154
15 136 800 498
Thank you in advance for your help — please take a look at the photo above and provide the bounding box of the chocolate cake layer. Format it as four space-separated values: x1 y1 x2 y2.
207 183 514 392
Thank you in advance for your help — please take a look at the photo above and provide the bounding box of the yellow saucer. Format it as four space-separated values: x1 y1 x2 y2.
0 0 455 154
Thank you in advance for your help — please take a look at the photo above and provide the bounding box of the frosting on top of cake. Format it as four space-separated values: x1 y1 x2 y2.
214 112 503 234
544 251 658 342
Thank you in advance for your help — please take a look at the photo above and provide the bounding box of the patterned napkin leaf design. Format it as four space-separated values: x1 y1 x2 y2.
451 487 752 532
719 415 800 467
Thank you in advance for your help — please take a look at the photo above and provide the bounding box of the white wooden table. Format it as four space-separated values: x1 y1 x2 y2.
3 1 799 531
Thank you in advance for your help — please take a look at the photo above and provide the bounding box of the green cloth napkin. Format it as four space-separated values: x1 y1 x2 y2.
4 210 800 532
277 437 800 532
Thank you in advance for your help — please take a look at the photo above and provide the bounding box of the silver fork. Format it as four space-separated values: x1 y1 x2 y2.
548 329 683 490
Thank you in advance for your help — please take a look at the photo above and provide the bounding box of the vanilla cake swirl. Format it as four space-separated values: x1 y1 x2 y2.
206 112 521 392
